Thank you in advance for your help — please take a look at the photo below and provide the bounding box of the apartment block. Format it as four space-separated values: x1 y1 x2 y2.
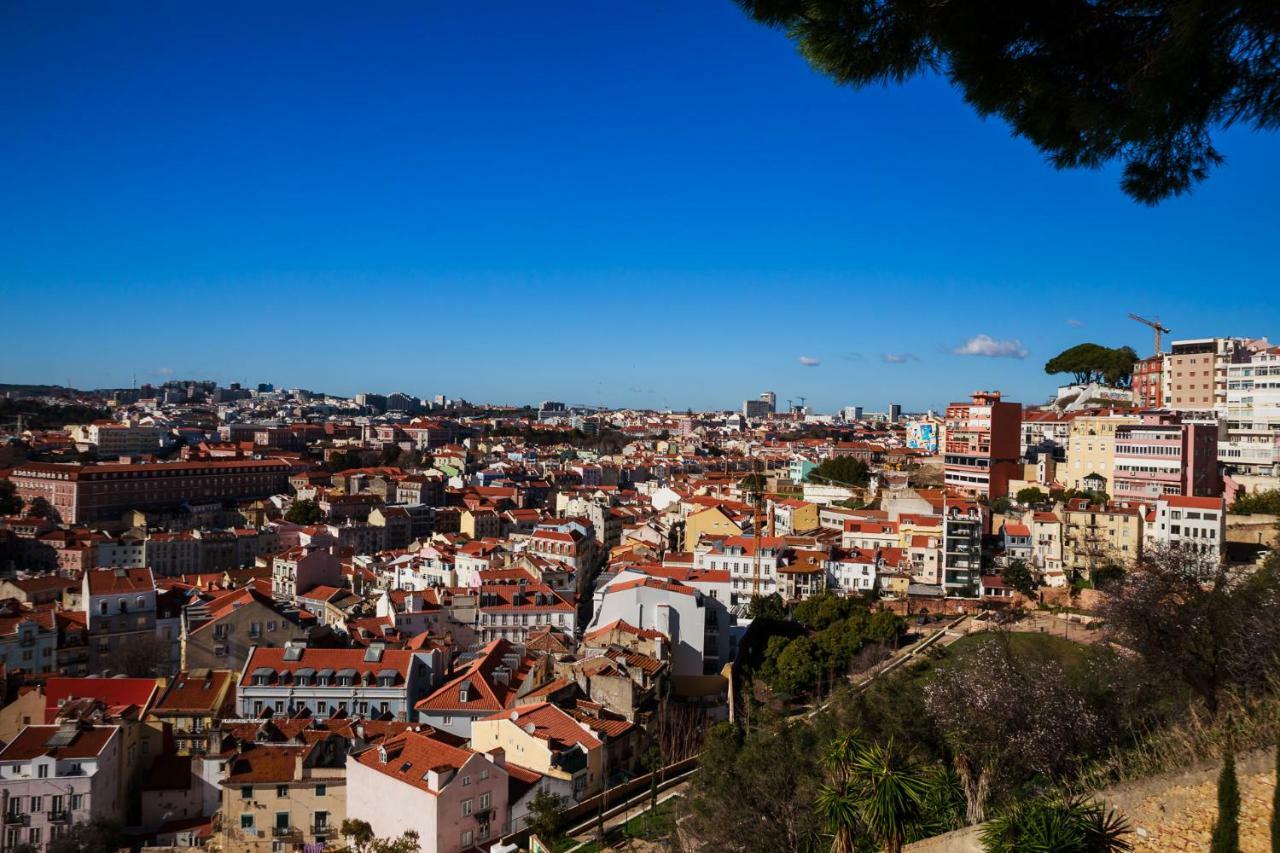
1220 346 1280 480
942 391 1021 499
1112 413 1221 501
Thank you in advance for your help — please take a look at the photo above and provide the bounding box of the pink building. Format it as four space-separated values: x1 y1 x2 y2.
345 730 510 853
1113 413 1221 501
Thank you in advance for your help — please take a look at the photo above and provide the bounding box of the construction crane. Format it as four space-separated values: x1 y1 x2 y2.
1129 313 1171 356
749 456 766 600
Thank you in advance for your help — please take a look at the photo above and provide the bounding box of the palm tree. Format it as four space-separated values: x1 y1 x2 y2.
980 794 1132 853
817 733 867 853
849 739 928 853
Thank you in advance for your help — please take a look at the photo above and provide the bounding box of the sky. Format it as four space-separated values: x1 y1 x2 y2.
2 2 1277 414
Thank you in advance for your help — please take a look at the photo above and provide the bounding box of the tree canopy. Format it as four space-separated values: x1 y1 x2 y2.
807 457 871 487
1044 344 1140 387
285 499 326 525
733 1 1280 203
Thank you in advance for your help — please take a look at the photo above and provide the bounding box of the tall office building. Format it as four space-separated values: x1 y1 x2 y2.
760 391 777 414
943 391 1022 499
889 403 902 423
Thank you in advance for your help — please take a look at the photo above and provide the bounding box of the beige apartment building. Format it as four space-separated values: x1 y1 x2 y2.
1062 499 1143 578
1065 414 1141 492
1162 337 1253 410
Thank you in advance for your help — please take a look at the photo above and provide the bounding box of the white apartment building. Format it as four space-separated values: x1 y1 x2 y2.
1220 346 1280 481
0 723 124 852
1144 495 1227 562
692 536 784 608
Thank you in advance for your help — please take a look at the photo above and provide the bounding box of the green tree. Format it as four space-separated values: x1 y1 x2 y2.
285 499 325 525
1015 487 1046 507
747 592 787 622
1001 559 1038 597
525 787 569 843
0 480 23 516
48 819 126 853
1212 750 1241 853
683 720 825 852
27 496 52 519
733 1 1279 203
740 472 767 495
337 820 420 853
1232 489 1280 515
769 635 823 698
808 457 870 487
981 794 1132 852
848 739 928 853
1044 344 1139 387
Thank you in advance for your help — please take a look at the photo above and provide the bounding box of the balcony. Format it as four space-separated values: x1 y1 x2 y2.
47 810 71 823
312 825 334 839
5 813 29 826
272 826 302 839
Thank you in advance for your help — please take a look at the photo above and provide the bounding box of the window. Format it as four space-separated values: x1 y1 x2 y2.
462 775 472 786
461 798 473 816
29 828 41 847
241 814 254 829
460 830 473 848
315 784 327 797
479 792 491 810
242 786 254 800
314 811 329 830
37 765 48 779
71 794 84 810
277 785 288 798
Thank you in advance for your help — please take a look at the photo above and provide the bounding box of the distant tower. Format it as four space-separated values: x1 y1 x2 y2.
889 403 902 423
760 391 777 414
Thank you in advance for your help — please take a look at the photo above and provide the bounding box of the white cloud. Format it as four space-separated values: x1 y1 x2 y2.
881 353 919 364
153 367 175 377
951 334 1029 359
798 356 821 367
1066 319 1084 328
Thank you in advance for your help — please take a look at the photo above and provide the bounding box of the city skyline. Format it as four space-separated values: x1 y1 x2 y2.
3 2 1278 411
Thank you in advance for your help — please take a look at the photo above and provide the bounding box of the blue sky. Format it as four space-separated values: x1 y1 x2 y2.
2 2 1277 413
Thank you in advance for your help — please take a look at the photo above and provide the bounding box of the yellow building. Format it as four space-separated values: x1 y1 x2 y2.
683 504 748 547
1065 414 1140 492
471 702 604 800
772 499 820 535
219 740 347 852
1062 499 1143 578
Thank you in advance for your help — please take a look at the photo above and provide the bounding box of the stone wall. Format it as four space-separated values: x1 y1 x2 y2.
905 749 1279 852
1101 748 1276 851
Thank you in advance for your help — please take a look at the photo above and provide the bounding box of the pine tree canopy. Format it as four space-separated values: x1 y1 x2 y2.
734 0 1280 203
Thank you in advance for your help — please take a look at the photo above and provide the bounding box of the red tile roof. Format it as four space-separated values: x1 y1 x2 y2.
0 723 119 761
44 676 159 723
352 729 479 794
85 567 155 595
415 639 533 713
479 702 602 751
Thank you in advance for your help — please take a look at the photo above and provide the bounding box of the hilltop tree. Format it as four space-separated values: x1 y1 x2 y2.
733 1 1280 203
1044 344 1139 388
